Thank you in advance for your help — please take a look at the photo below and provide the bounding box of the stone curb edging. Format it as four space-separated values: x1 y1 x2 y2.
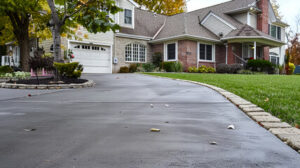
0 80 95 89
144 74 300 154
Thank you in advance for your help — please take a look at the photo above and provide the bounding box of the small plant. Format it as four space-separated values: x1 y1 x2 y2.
129 64 138 73
198 65 208 73
119 66 129 73
246 59 274 73
207 67 216 73
237 70 254 74
54 62 83 79
13 72 31 80
216 64 243 74
287 62 296 75
188 67 198 73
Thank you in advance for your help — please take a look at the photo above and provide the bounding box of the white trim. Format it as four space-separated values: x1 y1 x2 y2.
127 0 139 7
201 12 237 30
221 36 285 45
197 42 215 63
116 33 152 40
150 34 220 43
124 43 147 63
68 40 113 74
247 12 251 25
153 18 167 40
225 43 228 64
254 41 257 59
164 41 178 62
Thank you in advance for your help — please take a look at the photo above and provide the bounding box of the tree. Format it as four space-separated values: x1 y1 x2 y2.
0 0 48 71
46 0 122 63
134 0 186 16
289 34 300 65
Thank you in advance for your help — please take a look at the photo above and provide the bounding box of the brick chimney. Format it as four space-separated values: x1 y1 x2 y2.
257 0 270 60
257 0 269 34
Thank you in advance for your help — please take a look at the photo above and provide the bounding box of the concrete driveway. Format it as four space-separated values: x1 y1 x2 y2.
0 74 300 168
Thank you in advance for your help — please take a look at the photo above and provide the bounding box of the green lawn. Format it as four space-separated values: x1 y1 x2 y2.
144 73 300 126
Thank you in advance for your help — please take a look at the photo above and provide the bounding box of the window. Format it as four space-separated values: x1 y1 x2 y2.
167 43 176 60
82 45 90 50
125 43 146 62
269 24 282 40
124 9 132 24
270 53 280 65
92 46 100 50
74 45 80 49
199 43 213 61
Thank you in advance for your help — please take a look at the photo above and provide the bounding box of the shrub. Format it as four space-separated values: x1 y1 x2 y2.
198 65 208 73
0 66 13 74
129 64 138 73
13 71 31 80
142 63 156 72
162 62 183 72
119 66 129 73
207 67 216 73
246 59 274 72
237 70 254 74
152 52 162 67
288 63 296 75
216 64 243 74
54 62 83 79
188 67 198 73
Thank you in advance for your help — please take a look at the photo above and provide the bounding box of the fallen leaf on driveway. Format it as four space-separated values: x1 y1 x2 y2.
165 121 169 124
165 104 169 107
227 124 235 130
150 128 160 132
24 128 36 132
28 94 32 97
150 104 154 108
209 141 217 145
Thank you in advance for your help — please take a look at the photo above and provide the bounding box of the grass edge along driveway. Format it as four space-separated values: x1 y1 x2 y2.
144 73 300 127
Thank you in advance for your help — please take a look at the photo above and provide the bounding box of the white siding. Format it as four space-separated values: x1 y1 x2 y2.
233 13 248 24
249 13 257 29
117 0 135 29
202 14 234 36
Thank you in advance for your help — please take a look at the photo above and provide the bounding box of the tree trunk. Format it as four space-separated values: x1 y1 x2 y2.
53 24 63 63
18 32 30 71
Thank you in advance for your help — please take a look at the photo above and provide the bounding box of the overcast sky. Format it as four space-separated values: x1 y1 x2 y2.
187 0 300 32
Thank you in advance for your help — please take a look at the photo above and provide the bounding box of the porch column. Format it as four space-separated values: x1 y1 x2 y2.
254 41 257 59
225 43 228 64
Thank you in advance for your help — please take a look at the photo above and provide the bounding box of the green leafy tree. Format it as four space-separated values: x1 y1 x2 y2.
0 0 49 71
134 0 186 16
46 0 122 62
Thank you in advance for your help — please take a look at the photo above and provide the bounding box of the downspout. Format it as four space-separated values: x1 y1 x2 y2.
225 43 228 64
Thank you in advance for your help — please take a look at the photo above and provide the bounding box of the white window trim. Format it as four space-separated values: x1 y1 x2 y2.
164 41 178 62
197 42 215 63
125 43 147 63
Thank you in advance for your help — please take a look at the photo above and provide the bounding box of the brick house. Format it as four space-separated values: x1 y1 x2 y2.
37 0 288 73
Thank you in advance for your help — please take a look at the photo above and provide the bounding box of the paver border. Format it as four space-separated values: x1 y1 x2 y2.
143 73 300 154
0 80 95 90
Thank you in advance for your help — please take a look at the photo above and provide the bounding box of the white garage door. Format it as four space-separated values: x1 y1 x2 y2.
70 43 111 73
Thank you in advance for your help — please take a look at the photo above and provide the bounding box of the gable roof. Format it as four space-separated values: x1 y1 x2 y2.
120 0 287 44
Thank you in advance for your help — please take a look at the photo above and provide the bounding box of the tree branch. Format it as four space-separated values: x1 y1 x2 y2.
62 0 94 23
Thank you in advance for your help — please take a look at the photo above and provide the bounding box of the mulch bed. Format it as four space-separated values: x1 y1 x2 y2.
7 78 88 85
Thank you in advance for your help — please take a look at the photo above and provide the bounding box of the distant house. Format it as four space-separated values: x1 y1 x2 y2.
3 0 288 73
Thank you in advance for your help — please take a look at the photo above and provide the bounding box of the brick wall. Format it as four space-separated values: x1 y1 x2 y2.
178 40 197 71
257 0 270 60
215 44 226 65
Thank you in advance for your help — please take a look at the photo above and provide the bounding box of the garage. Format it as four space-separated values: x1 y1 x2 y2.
70 43 111 73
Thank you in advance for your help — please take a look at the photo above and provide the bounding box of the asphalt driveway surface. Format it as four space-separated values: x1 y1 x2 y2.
0 74 300 168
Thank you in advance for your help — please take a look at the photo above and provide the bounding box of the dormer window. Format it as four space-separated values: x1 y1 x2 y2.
124 9 132 24
269 24 281 40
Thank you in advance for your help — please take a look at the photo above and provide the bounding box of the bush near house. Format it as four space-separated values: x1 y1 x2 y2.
129 64 138 73
119 66 129 73
188 66 216 73
246 59 275 73
216 64 243 74
142 63 156 72
286 62 296 75
0 66 14 74
152 52 163 67
54 62 83 79
162 62 183 72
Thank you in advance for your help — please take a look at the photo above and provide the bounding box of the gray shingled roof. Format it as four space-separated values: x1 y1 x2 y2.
120 0 286 44
119 8 167 37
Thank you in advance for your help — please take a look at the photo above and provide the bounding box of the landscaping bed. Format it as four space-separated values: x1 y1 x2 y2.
7 78 88 85
144 73 300 127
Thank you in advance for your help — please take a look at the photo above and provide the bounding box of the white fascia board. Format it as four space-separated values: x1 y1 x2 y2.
149 34 220 44
201 12 237 30
68 40 113 46
221 36 286 45
127 0 139 7
115 33 152 40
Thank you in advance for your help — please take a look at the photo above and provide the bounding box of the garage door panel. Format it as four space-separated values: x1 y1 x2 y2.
70 43 111 73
